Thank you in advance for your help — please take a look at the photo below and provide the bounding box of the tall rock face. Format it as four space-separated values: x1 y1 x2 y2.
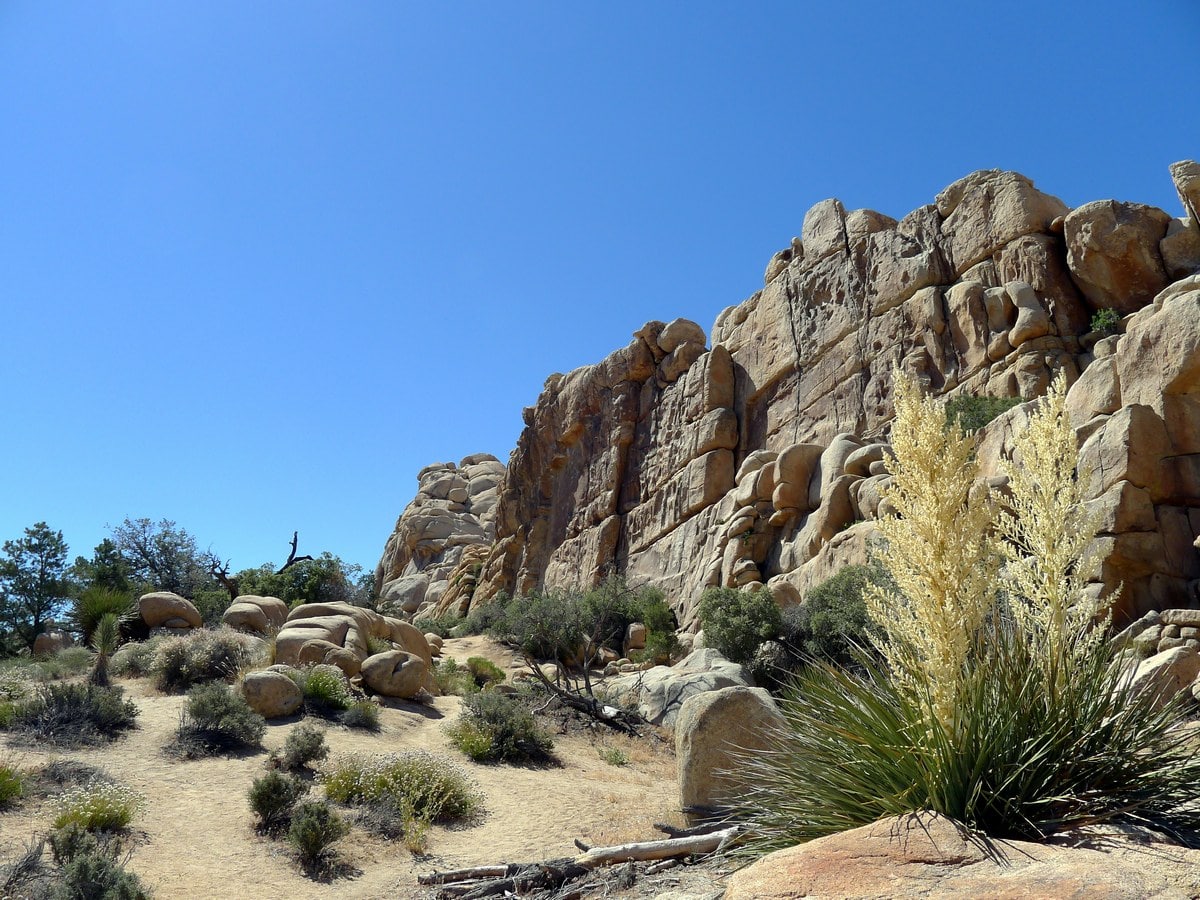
381 162 1200 628
373 454 504 619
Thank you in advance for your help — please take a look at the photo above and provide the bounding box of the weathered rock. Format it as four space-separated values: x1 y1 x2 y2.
139 592 202 629
602 648 751 727
240 670 303 719
1161 217 1200 280
1064 200 1170 314
222 595 288 634
32 632 69 657
1170 160 1200 224
675 686 784 812
276 601 432 686
360 650 426 698
1131 646 1200 710
724 812 1198 900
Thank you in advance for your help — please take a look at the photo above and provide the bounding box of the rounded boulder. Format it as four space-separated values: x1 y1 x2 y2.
139 592 202 629
360 650 426 699
241 670 303 719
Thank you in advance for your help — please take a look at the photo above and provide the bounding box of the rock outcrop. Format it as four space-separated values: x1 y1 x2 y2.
724 812 1200 900
138 592 202 631
378 162 1200 628
373 454 504 620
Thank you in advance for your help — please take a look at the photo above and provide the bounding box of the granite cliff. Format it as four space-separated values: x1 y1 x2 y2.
376 161 1200 628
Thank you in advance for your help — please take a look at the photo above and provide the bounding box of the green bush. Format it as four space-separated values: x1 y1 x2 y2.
324 751 481 824
782 565 877 669
943 394 1023 433
0 762 23 807
249 771 308 833
51 780 141 832
151 629 264 693
0 701 14 729
278 723 328 771
175 683 265 754
412 615 459 639
446 691 553 763
456 596 509 637
293 665 354 713
56 846 149 899
432 658 478 696
598 747 628 767
465 657 505 689
288 801 348 871
1091 307 1121 336
10 683 138 747
339 700 381 731
488 589 587 661
109 639 160 678
697 586 781 666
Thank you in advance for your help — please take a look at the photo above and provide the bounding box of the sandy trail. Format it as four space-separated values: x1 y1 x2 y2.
0 637 681 899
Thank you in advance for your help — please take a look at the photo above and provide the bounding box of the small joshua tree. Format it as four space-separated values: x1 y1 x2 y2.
89 614 121 688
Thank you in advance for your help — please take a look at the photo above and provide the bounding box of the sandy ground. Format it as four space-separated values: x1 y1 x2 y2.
0 637 692 900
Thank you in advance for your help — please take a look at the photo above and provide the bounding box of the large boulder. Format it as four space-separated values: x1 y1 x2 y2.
1064 200 1170 314
360 650 426 699
602 648 751 727
138 592 202 629
1130 646 1200 710
240 670 303 719
724 812 1198 899
675 685 784 813
222 595 288 634
32 632 69 657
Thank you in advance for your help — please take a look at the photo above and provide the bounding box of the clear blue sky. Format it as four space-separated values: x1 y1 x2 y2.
1 2 1197 575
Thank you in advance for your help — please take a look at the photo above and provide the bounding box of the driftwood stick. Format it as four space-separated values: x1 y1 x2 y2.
417 864 510 885
653 820 732 838
573 838 591 852
572 826 739 869
645 857 681 875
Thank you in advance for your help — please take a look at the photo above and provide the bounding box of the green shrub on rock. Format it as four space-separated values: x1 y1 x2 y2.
782 565 878 669
698 586 781 666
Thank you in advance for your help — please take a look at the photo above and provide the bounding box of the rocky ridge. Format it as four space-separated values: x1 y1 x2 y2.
378 162 1200 627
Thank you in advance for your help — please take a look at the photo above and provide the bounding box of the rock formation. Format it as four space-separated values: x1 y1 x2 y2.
373 454 504 620
378 162 1200 628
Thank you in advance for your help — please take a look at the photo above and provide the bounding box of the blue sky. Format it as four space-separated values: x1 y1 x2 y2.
1 2 1197 575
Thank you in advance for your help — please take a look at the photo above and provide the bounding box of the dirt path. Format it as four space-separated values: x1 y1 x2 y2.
0 638 684 899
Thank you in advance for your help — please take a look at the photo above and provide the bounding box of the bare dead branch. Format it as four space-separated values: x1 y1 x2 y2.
278 531 313 573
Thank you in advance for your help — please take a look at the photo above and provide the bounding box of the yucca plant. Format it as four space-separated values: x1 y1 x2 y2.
734 372 1200 851
69 588 134 645
89 614 121 687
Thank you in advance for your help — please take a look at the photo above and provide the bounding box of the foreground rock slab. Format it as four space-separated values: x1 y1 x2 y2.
724 812 1200 899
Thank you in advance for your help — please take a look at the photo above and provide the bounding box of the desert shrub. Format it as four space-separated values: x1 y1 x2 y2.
697 586 781 665
0 701 15 728
248 771 308 833
943 393 1023 433
293 666 354 713
1091 307 1121 336
412 614 459 639
782 565 878 669
175 683 265 754
10 683 138 747
0 762 23 807
488 589 586 661
69 588 135 644
288 801 348 871
55 844 150 899
151 628 264 693
51 780 141 832
432 658 477 696
465 657 505 689
339 700 381 731
109 639 160 678
598 747 628 767
0 839 46 896
324 751 481 823
278 723 328 771
14 647 95 683
446 691 553 763
735 373 1200 851
455 595 509 637
48 822 96 865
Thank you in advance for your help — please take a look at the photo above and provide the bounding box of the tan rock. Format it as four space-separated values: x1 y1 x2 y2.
724 812 1195 900
1170 159 1200 224
657 318 707 354
1064 200 1170 314
1131 646 1200 710
240 670 303 719
360 650 425 698
675 686 784 813
139 592 202 629
1006 281 1051 347
1161 217 1200 280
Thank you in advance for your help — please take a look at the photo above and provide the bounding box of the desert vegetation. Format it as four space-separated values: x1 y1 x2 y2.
734 374 1200 851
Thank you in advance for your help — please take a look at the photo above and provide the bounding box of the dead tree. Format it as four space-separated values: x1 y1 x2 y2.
278 531 313 573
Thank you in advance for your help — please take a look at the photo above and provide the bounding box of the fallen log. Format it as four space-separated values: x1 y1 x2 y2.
653 820 733 839
572 826 739 869
418 865 510 885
